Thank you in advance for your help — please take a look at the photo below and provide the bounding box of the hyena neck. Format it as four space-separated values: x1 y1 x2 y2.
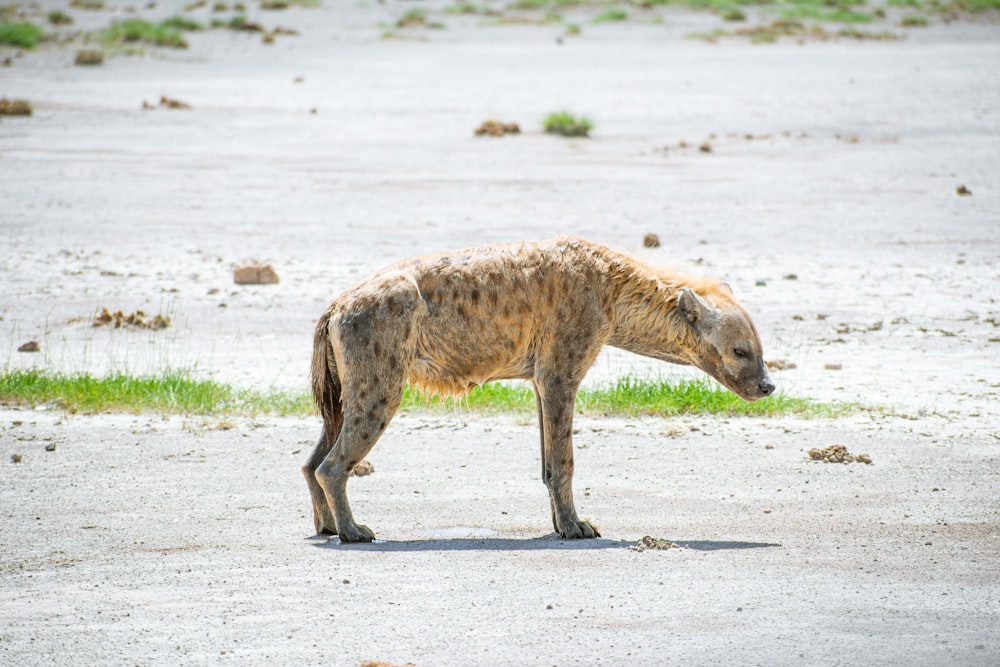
602 253 719 365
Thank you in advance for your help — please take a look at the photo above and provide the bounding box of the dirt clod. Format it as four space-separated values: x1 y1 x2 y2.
17 341 40 352
11 454 23 463
0 98 32 116
808 444 872 464
233 261 280 285
824 363 842 370
93 308 171 330
642 233 661 248
956 185 972 196
629 535 680 552
474 119 520 137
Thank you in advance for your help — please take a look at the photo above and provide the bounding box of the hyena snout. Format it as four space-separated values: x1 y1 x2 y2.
757 377 776 397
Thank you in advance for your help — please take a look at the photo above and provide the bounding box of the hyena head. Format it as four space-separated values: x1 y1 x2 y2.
676 286 775 402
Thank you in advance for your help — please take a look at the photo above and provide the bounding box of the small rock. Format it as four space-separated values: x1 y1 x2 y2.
824 363 842 370
698 141 712 153
17 341 40 352
956 185 971 196
45 443 56 452
234 262 280 285
755 279 767 287
783 273 798 280
11 454 23 463
642 233 660 248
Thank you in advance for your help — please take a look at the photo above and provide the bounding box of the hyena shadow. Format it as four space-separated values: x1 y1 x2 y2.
311 536 781 552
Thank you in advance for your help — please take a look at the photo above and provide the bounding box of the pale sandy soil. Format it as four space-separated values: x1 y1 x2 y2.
1 1 999 665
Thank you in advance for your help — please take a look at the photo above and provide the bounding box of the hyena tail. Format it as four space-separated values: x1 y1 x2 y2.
311 308 344 449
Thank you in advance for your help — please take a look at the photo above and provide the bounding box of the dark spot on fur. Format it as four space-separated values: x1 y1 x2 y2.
359 389 368 400
373 340 382 357
378 396 388 406
488 291 498 307
378 420 386 431
361 431 371 441
367 410 378 422
456 304 466 319
470 289 480 304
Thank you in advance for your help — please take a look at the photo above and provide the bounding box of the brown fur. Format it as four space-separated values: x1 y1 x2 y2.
303 237 774 542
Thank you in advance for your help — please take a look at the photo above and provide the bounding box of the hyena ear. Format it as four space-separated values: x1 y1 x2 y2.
677 287 715 328
719 282 733 296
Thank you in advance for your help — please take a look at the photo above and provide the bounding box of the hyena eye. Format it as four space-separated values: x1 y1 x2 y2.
733 348 748 358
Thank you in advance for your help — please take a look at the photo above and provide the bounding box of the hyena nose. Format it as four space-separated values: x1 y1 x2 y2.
758 379 775 396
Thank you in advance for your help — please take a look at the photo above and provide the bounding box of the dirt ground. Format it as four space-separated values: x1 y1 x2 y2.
2 1 999 665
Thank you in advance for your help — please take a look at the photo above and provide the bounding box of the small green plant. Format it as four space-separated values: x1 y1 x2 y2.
0 21 43 48
47 10 74 26
780 0 875 23
565 22 581 34
900 13 928 24
543 110 594 137
70 0 106 9
721 6 747 20
593 6 628 22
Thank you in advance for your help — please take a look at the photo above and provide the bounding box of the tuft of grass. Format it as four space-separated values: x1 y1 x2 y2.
899 13 929 24
0 370 850 419
160 15 205 31
0 21 44 48
593 6 628 22
396 7 428 27
543 110 594 137
47 10 74 26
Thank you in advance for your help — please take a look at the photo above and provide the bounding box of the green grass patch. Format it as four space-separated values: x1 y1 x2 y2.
0 370 848 419
98 18 191 48
0 21 43 48
543 110 594 137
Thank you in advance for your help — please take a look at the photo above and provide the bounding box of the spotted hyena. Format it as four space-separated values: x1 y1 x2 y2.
304 237 774 542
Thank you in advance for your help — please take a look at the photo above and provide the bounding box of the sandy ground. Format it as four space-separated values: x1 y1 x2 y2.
2 1 999 665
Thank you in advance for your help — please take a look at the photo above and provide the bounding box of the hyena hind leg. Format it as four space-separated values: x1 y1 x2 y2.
303 426 338 535
315 388 404 543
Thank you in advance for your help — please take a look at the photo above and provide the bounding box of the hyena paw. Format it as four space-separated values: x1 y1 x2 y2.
336 523 375 544
558 519 600 540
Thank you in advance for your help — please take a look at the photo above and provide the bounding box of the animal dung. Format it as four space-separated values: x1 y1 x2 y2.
233 261 280 285
629 535 680 551
93 308 170 330
351 459 375 477
808 444 871 464
474 119 521 137
17 341 40 352
0 98 32 116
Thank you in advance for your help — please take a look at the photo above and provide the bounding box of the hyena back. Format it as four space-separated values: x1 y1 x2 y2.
305 237 774 542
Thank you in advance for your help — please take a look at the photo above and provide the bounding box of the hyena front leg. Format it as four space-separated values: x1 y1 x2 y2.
535 374 599 539
533 383 559 534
